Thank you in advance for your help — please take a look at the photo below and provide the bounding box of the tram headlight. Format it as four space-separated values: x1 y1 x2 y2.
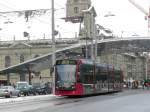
71 85 75 89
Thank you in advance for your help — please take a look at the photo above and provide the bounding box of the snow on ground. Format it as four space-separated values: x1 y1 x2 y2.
0 94 56 104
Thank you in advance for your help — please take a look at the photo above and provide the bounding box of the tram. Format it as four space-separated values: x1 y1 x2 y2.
55 59 123 96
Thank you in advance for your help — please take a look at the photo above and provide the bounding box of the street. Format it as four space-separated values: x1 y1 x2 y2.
0 0 149 112
0 89 150 112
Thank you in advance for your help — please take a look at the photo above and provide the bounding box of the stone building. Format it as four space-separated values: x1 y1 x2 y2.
66 0 91 20
0 38 147 85
0 38 78 85
146 56 150 79
98 53 146 82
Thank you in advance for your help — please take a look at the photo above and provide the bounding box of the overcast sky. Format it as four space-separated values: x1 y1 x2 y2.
0 0 149 41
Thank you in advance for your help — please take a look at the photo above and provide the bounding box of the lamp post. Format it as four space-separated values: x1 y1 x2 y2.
51 0 55 66
51 0 56 95
143 52 149 81
145 54 148 80
82 7 97 60
104 12 115 17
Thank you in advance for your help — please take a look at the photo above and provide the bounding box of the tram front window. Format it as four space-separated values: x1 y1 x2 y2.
56 65 76 89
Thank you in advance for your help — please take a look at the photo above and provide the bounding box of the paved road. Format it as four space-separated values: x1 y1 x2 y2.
0 89 150 112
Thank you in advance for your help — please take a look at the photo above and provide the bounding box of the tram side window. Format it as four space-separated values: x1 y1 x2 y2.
79 64 94 84
95 66 108 82
114 71 122 83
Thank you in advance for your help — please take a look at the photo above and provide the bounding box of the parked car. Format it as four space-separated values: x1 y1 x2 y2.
34 83 52 95
28 85 36 95
16 82 30 96
0 86 20 98
45 82 52 94
16 82 36 96
35 85 48 95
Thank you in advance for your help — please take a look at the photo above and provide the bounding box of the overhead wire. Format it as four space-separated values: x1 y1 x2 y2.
0 3 65 24
0 0 17 9
0 0 65 19
55 2 65 10
0 2 15 11
0 0 78 39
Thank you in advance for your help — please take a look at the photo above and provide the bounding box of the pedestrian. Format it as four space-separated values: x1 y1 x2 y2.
144 81 149 89
142 80 145 89
12 83 16 88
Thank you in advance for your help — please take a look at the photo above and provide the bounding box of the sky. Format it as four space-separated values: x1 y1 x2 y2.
94 0 149 37
0 0 149 41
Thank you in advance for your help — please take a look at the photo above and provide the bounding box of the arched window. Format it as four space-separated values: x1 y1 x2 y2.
74 7 79 13
5 56 11 67
20 54 24 63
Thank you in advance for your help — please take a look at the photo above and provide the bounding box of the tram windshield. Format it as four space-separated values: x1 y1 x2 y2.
56 65 76 83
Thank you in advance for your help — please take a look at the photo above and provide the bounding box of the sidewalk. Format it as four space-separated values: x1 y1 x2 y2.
0 94 56 104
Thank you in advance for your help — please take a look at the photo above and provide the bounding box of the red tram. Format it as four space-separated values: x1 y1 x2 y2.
55 59 123 96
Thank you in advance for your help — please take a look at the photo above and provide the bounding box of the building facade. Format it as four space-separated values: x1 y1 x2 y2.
98 53 146 82
0 39 78 85
0 39 147 85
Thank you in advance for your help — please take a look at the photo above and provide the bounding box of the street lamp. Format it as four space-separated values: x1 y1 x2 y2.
51 0 56 95
104 12 115 17
82 6 97 60
145 53 148 80
143 52 149 80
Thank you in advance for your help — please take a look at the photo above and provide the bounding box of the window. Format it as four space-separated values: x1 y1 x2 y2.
79 64 94 84
56 60 76 65
20 54 24 63
5 56 11 67
74 7 79 13
74 0 79 3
